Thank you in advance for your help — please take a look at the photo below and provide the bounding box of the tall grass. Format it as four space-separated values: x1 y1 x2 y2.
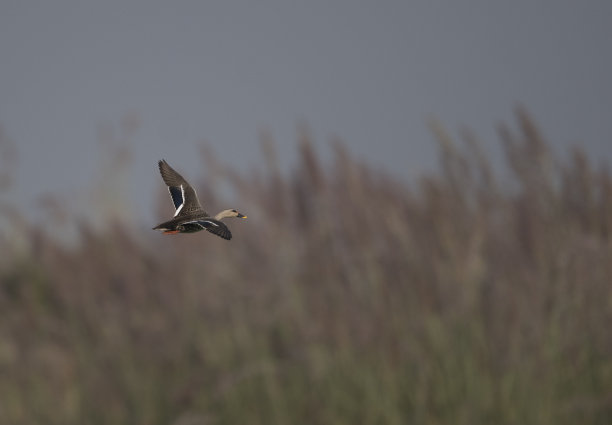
0 109 611 424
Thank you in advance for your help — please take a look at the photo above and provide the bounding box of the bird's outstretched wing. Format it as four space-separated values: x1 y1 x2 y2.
158 160 208 217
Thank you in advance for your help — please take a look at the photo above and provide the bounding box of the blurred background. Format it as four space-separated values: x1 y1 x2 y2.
1 1 611 424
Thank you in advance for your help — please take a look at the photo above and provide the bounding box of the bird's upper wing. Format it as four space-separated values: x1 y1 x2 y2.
158 160 208 217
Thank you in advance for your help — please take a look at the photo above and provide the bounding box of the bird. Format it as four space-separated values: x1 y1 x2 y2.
153 159 246 240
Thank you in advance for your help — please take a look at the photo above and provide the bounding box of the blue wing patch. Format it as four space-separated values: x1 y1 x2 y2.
168 186 184 211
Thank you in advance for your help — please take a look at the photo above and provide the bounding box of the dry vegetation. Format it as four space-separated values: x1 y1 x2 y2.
0 109 611 424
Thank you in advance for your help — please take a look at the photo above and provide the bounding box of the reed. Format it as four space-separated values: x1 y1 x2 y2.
0 109 610 424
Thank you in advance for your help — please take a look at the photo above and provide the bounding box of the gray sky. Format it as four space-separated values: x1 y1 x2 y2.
1 1 611 227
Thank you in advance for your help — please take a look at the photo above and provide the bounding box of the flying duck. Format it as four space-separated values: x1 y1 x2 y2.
153 159 246 240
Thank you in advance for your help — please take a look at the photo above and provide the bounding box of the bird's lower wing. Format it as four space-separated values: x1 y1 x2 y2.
182 219 232 240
